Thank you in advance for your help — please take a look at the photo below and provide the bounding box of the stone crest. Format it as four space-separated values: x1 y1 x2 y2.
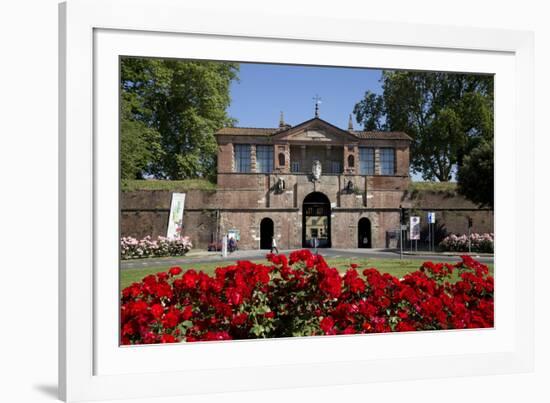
311 160 322 181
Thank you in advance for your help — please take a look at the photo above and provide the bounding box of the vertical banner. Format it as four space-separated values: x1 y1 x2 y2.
410 216 421 240
166 193 186 239
221 235 228 257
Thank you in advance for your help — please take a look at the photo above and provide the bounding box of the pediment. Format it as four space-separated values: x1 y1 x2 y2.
272 118 358 143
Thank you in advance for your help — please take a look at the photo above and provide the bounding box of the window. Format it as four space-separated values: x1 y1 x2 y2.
359 147 375 175
347 154 355 168
278 153 286 167
330 161 341 174
256 145 273 173
380 148 395 175
234 144 251 172
291 161 301 172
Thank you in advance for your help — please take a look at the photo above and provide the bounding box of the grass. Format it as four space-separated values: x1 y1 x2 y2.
408 181 457 194
121 179 216 192
120 256 494 290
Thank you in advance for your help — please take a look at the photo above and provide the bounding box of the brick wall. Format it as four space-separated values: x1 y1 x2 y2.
120 184 493 250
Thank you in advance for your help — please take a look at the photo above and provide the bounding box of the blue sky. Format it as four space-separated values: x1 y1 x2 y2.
227 63 383 129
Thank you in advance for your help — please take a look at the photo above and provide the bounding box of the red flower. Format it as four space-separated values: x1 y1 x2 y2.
162 309 179 328
320 316 335 334
169 266 182 276
160 334 177 343
182 270 198 288
232 313 248 326
182 305 193 321
150 303 164 319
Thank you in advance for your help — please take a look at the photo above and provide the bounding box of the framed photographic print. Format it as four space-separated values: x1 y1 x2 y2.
59 0 534 401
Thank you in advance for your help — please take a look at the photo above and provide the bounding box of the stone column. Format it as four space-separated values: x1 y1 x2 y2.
325 145 332 173
374 148 381 175
250 144 257 172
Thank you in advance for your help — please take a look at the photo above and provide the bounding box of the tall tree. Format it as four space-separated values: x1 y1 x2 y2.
121 58 239 180
120 87 163 179
353 71 493 181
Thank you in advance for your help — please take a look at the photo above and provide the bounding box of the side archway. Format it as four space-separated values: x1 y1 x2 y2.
260 217 274 250
358 217 372 248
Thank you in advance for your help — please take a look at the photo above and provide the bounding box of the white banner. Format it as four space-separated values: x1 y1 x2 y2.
166 193 186 239
410 216 421 240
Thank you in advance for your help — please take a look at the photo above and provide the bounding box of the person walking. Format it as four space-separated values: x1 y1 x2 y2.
228 236 236 253
271 236 279 254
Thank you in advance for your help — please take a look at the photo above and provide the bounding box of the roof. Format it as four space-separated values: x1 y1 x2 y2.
216 119 412 141
216 126 412 141
216 127 281 136
351 131 413 141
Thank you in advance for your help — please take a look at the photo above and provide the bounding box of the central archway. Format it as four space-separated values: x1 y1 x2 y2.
302 192 331 248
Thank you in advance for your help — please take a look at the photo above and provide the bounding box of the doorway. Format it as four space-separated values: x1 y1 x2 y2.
260 217 274 249
358 217 372 248
302 192 331 248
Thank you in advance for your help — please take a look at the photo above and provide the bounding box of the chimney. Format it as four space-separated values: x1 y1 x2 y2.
278 111 291 129
279 111 285 128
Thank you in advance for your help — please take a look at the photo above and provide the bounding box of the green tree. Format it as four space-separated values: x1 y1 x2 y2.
456 139 494 208
120 88 163 179
120 58 239 180
353 71 493 182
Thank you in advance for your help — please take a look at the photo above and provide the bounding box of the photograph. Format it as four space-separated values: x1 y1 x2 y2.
118 58 495 345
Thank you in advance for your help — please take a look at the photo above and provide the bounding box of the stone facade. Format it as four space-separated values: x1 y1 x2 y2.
209 117 413 249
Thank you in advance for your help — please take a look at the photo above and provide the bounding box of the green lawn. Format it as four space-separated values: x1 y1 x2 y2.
408 181 457 194
121 179 216 192
120 257 494 290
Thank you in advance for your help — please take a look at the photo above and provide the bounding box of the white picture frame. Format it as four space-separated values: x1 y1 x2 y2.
59 0 534 401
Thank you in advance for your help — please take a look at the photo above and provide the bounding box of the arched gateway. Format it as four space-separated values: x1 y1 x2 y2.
259 217 274 250
302 192 331 248
358 217 372 248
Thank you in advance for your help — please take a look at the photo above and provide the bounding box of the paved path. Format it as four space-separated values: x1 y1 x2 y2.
121 248 494 270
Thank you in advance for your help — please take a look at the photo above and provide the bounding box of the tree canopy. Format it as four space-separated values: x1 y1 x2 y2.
120 58 239 180
353 71 493 182
456 139 494 208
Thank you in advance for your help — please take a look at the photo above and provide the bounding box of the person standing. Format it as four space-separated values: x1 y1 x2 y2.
271 236 279 254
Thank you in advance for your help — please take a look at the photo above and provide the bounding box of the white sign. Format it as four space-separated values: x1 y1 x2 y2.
166 193 186 239
427 212 436 224
221 235 228 257
228 229 240 241
410 216 421 240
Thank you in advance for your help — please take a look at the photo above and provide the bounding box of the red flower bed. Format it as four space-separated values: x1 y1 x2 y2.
120 250 493 344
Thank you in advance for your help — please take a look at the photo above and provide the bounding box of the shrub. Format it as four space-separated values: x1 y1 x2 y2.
439 233 494 253
120 250 493 344
120 236 192 260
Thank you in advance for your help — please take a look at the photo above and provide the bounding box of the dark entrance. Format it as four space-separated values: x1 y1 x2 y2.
302 192 331 248
358 217 372 248
260 217 274 249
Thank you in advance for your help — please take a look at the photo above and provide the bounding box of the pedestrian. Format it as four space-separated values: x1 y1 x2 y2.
228 236 236 253
271 236 279 254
